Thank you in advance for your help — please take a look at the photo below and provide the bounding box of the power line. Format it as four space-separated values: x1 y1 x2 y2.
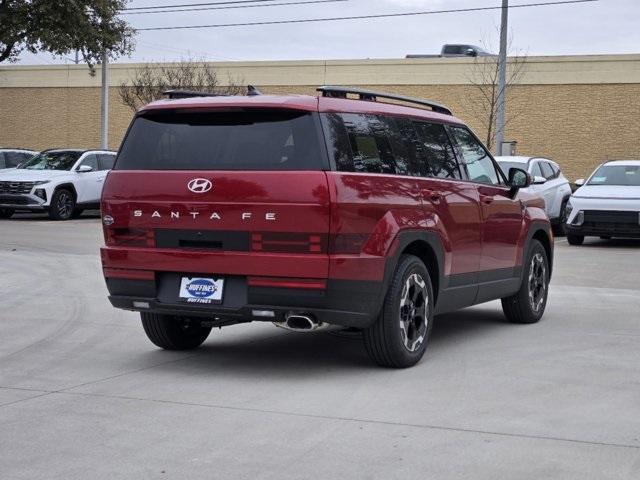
123 0 346 15
123 0 287 11
136 0 598 32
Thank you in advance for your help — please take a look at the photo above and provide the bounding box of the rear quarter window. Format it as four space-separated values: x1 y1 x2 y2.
116 110 326 171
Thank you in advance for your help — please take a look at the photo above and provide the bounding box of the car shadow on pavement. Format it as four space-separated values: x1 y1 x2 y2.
9 211 100 221
147 306 512 375
579 238 640 248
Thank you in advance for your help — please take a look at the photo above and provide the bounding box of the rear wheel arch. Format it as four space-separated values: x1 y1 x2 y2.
402 240 441 305
382 231 444 307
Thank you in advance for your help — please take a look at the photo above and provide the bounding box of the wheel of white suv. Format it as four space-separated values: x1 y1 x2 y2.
48 188 75 221
0 208 15 219
501 240 550 324
553 199 569 237
141 312 212 350
567 234 584 246
363 254 434 368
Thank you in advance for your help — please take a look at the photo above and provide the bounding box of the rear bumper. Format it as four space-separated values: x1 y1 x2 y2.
105 276 382 328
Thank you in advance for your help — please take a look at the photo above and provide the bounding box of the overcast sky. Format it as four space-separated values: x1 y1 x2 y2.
19 0 640 65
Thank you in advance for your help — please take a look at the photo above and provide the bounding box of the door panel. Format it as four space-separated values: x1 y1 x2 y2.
74 154 102 203
477 184 524 272
446 126 524 280
409 121 482 277
417 178 482 277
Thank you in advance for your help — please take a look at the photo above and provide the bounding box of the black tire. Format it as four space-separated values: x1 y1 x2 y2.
141 312 212 350
552 200 569 237
567 234 584 246
71 208 84 218
48 188 75 220
599 236 611 240
501 240 550 324
363 254 434 368
0 208 15 219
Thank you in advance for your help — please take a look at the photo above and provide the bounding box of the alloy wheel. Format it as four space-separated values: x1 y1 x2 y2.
399 273 429 352
57 192 74 219
528 253 547 312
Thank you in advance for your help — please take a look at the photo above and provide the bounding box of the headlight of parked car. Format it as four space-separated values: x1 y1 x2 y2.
565 200 573 216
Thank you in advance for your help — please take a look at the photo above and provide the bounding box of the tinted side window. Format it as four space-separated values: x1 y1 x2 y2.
79 154 99 171
0 153 5 169
540 161 555 180
449 127 500 185
530 162 543 178
321 113 353 172
342 114 397 174
413 122 461 179
99 154 115 171
379 116 419 176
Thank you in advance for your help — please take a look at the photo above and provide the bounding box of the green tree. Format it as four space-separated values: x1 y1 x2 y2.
0 0 134 71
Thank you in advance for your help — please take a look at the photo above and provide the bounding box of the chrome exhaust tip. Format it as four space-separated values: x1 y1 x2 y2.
273 312 328 332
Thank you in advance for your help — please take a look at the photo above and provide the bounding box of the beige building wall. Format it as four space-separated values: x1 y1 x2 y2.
1 55 639 180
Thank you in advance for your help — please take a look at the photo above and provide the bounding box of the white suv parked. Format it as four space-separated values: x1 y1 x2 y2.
496 156 572 234
0 149 116 220
566 160 640 244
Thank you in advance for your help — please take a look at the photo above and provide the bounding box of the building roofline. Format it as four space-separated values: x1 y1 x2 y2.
2 54 640 89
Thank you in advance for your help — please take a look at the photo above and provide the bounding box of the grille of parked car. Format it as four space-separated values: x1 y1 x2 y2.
582 210 640 235
0 181 35 195
583 210 638 224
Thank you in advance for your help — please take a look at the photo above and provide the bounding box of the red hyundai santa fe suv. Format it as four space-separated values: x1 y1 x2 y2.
101 86 553 368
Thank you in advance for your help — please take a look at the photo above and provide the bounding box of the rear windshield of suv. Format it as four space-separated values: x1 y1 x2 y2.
116 110 325 170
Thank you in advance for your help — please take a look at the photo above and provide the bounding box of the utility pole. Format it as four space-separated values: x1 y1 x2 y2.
100 51 109 150
495 0 508 155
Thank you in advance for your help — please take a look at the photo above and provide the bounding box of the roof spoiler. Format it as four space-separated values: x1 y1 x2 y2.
163 85 263 100
316 86 452 116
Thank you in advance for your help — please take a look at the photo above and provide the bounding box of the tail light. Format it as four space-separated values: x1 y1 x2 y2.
105 228 155 247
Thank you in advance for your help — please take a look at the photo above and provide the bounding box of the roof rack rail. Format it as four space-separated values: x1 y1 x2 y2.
316 86 452 116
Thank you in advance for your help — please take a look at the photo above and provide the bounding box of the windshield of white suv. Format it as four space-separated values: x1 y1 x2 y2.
18 151 82 170
588 165 640 186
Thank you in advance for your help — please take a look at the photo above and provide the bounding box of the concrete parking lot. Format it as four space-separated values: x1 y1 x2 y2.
0 214 639 480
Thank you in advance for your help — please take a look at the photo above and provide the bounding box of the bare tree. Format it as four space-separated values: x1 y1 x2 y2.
119 58 245 112
462 38 527 152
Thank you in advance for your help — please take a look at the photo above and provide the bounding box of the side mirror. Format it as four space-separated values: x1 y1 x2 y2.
77 165 93 173
532 176 547 185
574 178 585 187
464 48 478 57
509 167 531 191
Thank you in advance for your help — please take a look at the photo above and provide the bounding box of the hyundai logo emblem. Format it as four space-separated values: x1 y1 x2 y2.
187 178 213 193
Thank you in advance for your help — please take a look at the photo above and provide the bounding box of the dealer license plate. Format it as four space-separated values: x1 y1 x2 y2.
178 277 224 304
